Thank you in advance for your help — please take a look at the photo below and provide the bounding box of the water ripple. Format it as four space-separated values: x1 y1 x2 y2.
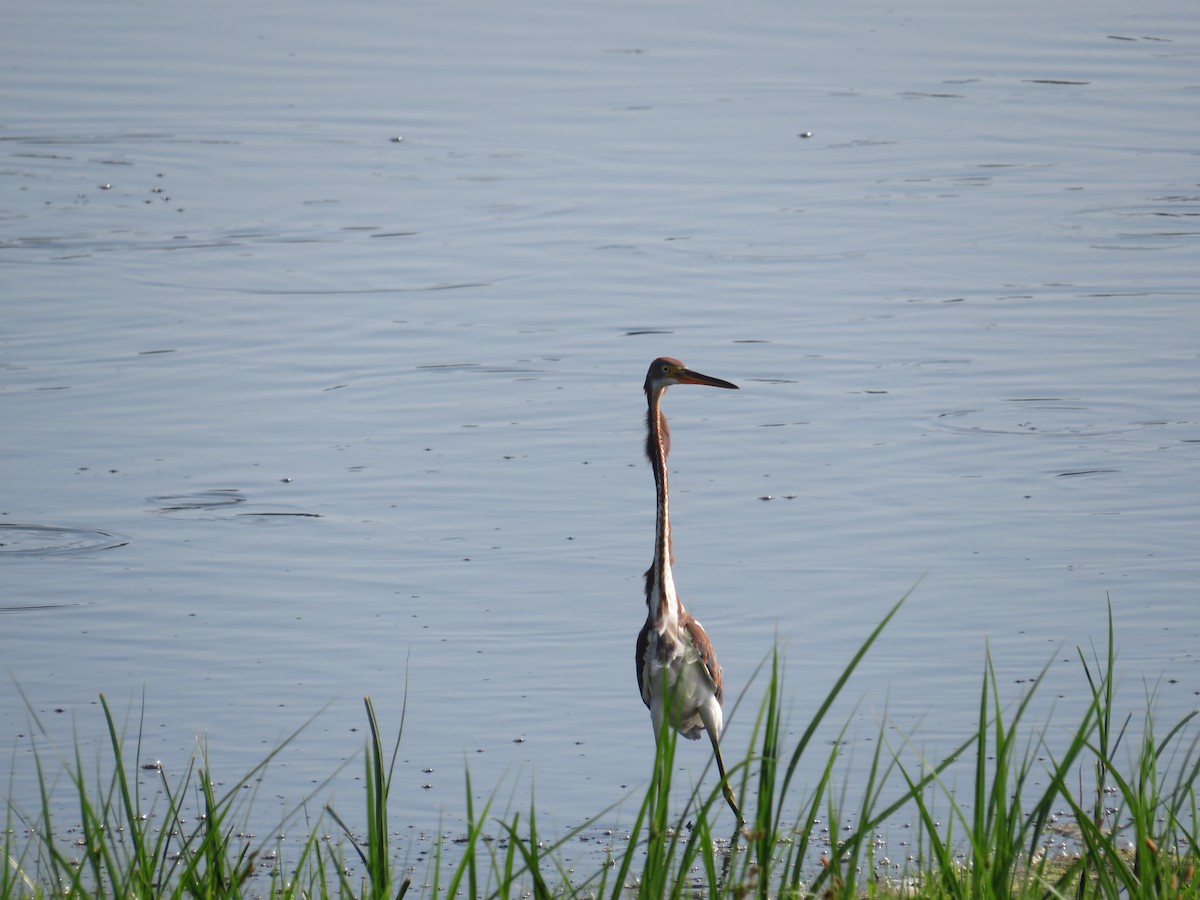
0 524 129 557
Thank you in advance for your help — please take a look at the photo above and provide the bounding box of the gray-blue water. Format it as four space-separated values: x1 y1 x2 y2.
3 0 1198 879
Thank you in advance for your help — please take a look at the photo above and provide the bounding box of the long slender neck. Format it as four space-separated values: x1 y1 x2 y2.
645 386 679 628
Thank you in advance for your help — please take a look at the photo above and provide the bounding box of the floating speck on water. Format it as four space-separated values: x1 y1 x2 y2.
390 135 404 142
99 183 112 190
799 131 813 138
513 736 525 743
759 495 773 501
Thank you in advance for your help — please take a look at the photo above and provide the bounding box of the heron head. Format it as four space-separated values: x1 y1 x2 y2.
644 357 739 396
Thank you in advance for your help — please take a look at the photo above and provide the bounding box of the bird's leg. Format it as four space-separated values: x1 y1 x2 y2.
704 720 743 825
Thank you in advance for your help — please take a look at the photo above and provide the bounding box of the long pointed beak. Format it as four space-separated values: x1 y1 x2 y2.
677 367 739 390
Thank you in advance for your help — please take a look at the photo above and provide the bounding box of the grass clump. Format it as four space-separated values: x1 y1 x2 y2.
3 597 1197 898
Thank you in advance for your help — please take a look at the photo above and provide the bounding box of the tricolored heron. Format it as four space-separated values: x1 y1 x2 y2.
634 356 742 823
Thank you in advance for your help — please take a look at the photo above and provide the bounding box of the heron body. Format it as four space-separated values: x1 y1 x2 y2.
635 356 742 823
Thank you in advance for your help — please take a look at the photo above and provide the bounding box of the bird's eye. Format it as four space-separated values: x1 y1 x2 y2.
662 364 671 375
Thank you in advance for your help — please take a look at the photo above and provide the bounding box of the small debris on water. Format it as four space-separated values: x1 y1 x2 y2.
390 136 404 142
513 736 526 743
142 760 163 771
759 495 773 501
799 131 813 138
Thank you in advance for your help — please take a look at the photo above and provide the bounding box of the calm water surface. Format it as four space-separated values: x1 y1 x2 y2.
3 0 1198 875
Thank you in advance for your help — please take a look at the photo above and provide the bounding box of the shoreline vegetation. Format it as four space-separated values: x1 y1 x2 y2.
4 598 1198 898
